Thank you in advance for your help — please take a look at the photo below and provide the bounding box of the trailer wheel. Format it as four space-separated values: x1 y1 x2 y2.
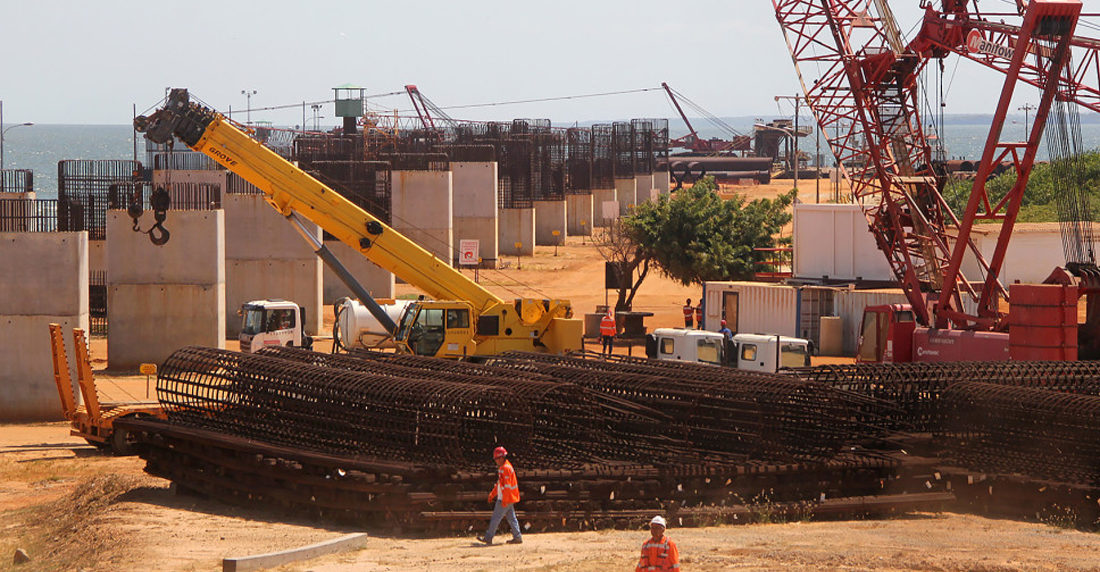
110 427 135 456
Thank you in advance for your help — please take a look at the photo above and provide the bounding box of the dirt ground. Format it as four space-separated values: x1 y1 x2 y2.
5 178 1099 571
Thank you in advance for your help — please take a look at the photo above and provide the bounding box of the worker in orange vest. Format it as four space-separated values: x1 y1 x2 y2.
682 299 694 328
477 446 522 545
600 309 617 356
635 515 679 572
694 302 703 330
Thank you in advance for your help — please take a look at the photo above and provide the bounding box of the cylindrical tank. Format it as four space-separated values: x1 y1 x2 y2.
336 299 413 349
819 316 844 357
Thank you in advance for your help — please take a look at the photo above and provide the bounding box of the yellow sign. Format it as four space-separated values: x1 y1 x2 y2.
514 242 523 249
551 230 561 236
139 363 157 375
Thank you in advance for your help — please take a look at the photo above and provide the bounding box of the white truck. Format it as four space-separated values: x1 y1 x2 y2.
644 328 811 373
239 299 312 354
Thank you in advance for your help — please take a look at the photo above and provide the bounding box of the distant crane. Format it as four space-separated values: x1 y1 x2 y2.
405 84 458 140
660 82 751 155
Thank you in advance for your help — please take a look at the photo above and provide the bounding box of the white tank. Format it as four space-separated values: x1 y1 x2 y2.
336 299 412 349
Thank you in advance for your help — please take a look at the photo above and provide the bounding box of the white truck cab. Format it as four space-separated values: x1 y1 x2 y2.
645 328 811 373
239 299 312 354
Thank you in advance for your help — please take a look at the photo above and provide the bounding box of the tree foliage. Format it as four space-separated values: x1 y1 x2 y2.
591 217 651 311
623 177 795 285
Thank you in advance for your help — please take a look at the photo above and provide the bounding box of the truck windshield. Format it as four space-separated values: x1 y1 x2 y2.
395 305 419 341
242 309 265 335
696 338 722 365
780 342 809 368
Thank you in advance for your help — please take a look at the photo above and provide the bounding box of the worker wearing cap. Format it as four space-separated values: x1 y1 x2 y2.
718 319 733 340
636 515 679 571
600 309 617 356
477 446 522 545
682 299 694 328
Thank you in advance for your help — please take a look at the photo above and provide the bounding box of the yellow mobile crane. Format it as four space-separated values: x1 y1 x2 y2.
134 89 582 358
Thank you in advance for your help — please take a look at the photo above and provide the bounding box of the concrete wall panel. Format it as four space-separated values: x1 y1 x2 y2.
0 314 89 421
107 210 224 285
454 217 499 268
566 194 594 236
152 169 228 189
534 200 567 246
321 240 396 304
0 232 89 421
392 170 453 264
499 208 535 256
107 283 225 369
592 188 618 228
635 174 656 204
615 178 637 216
655 171 671 195
451 162 498 267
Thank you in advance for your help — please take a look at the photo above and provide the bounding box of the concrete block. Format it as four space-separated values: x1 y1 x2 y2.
592 188 618 228
226 259 323 336
106 210 224 285
655 171 671 195
0 232 88 316
534 200 567 246
392 170 453 264
452 162 499 268
615 178 637 215
454 217 498 268
223 194 319 260
89 239 106 276
635 174 656 204
153 169 228 189
107 283 226 369
322 240 395 304
566 194 594 236
499 208 535 256
0 314 89 421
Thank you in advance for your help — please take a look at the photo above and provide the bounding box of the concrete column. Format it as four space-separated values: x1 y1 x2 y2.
635 173 656 204
0 232 89 421
615 177 637 215
451 162 499 268
322 239 395 304
655 170 671 195
392 170 453 265
566 194 594 236
223 194 323 337
533 200 567 246
498 208 535 256
107 210 225 369
591 188 618 228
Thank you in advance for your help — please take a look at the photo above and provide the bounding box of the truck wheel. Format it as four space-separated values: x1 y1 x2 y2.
110 427 135 456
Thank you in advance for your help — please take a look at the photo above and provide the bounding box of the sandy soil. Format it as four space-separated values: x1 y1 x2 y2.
7 178 1098 571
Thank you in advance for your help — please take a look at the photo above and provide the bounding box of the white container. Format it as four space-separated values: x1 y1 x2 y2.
702 281 798 337
792 203 894 282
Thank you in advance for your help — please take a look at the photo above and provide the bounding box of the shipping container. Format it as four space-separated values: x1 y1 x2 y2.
792 204 893 282
702 281 799 337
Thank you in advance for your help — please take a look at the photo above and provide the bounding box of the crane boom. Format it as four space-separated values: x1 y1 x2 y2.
137 89 503 312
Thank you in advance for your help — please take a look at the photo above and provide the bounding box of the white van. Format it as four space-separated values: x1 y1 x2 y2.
645 328 811 373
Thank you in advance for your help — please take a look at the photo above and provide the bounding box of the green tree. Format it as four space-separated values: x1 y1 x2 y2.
623 177 794 285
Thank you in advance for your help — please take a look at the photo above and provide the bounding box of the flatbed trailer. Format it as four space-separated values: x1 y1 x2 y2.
48 323 164 454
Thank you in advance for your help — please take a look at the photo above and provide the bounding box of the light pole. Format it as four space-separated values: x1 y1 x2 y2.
310 104 323 131
775 94 807 191
0 101 34 171
241 89 257 125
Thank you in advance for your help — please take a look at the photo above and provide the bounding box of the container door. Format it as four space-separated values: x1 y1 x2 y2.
723 292 739 333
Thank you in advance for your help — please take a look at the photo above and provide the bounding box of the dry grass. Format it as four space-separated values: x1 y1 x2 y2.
2 474 144 572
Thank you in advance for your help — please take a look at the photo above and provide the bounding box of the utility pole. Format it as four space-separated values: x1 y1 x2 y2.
1018 103 1036 139
775 94 806 192
241 89 257 125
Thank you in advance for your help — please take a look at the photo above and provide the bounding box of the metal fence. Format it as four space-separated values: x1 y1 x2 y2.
304 161 392 225
612 122 635 178
0 169 33 194
90 270 107 336
565 128 592 193
0 198 59 232
592 124 614 188
58 160 143 240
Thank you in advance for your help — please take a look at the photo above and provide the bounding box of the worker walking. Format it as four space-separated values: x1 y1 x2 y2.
600 309 617 356
635 515 679 572
477 447 523 545
718 319 733 340
682 299 694 329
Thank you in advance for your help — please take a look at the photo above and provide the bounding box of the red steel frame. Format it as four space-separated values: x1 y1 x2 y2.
773 0 1083 331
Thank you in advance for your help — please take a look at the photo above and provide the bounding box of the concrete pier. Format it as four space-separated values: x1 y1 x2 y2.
534 200 567 246
223 194 322 337
451 162 499 268
107 210 225 369
566 194 594 236
635 174 656 204
615 178 637 216
391 170 453 265
0 232 88 421
592 188 618 228
655 170 671 195
322 240 395 304
498 208 535 256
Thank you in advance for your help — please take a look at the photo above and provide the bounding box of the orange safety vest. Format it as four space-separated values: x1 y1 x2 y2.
636 534 679 571
694 306 702 321
682 305 693 319
488 460 520 506
600 314 617 336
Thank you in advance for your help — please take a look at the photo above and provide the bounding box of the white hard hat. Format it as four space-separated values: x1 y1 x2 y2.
650 515 666 527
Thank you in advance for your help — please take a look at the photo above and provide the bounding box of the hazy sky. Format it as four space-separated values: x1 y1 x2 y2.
0 1 1093 126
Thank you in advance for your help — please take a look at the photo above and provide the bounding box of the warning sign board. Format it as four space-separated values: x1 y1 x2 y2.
459 239 480 266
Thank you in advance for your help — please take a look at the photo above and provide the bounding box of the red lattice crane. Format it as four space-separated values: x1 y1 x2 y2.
773 0 1083 334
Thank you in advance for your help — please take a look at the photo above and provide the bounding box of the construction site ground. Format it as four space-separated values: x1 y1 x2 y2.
5 179 1100 571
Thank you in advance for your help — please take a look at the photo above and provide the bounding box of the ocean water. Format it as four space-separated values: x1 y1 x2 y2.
6 119 1100 199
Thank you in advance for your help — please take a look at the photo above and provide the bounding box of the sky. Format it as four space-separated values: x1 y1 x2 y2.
0 0 1094 127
